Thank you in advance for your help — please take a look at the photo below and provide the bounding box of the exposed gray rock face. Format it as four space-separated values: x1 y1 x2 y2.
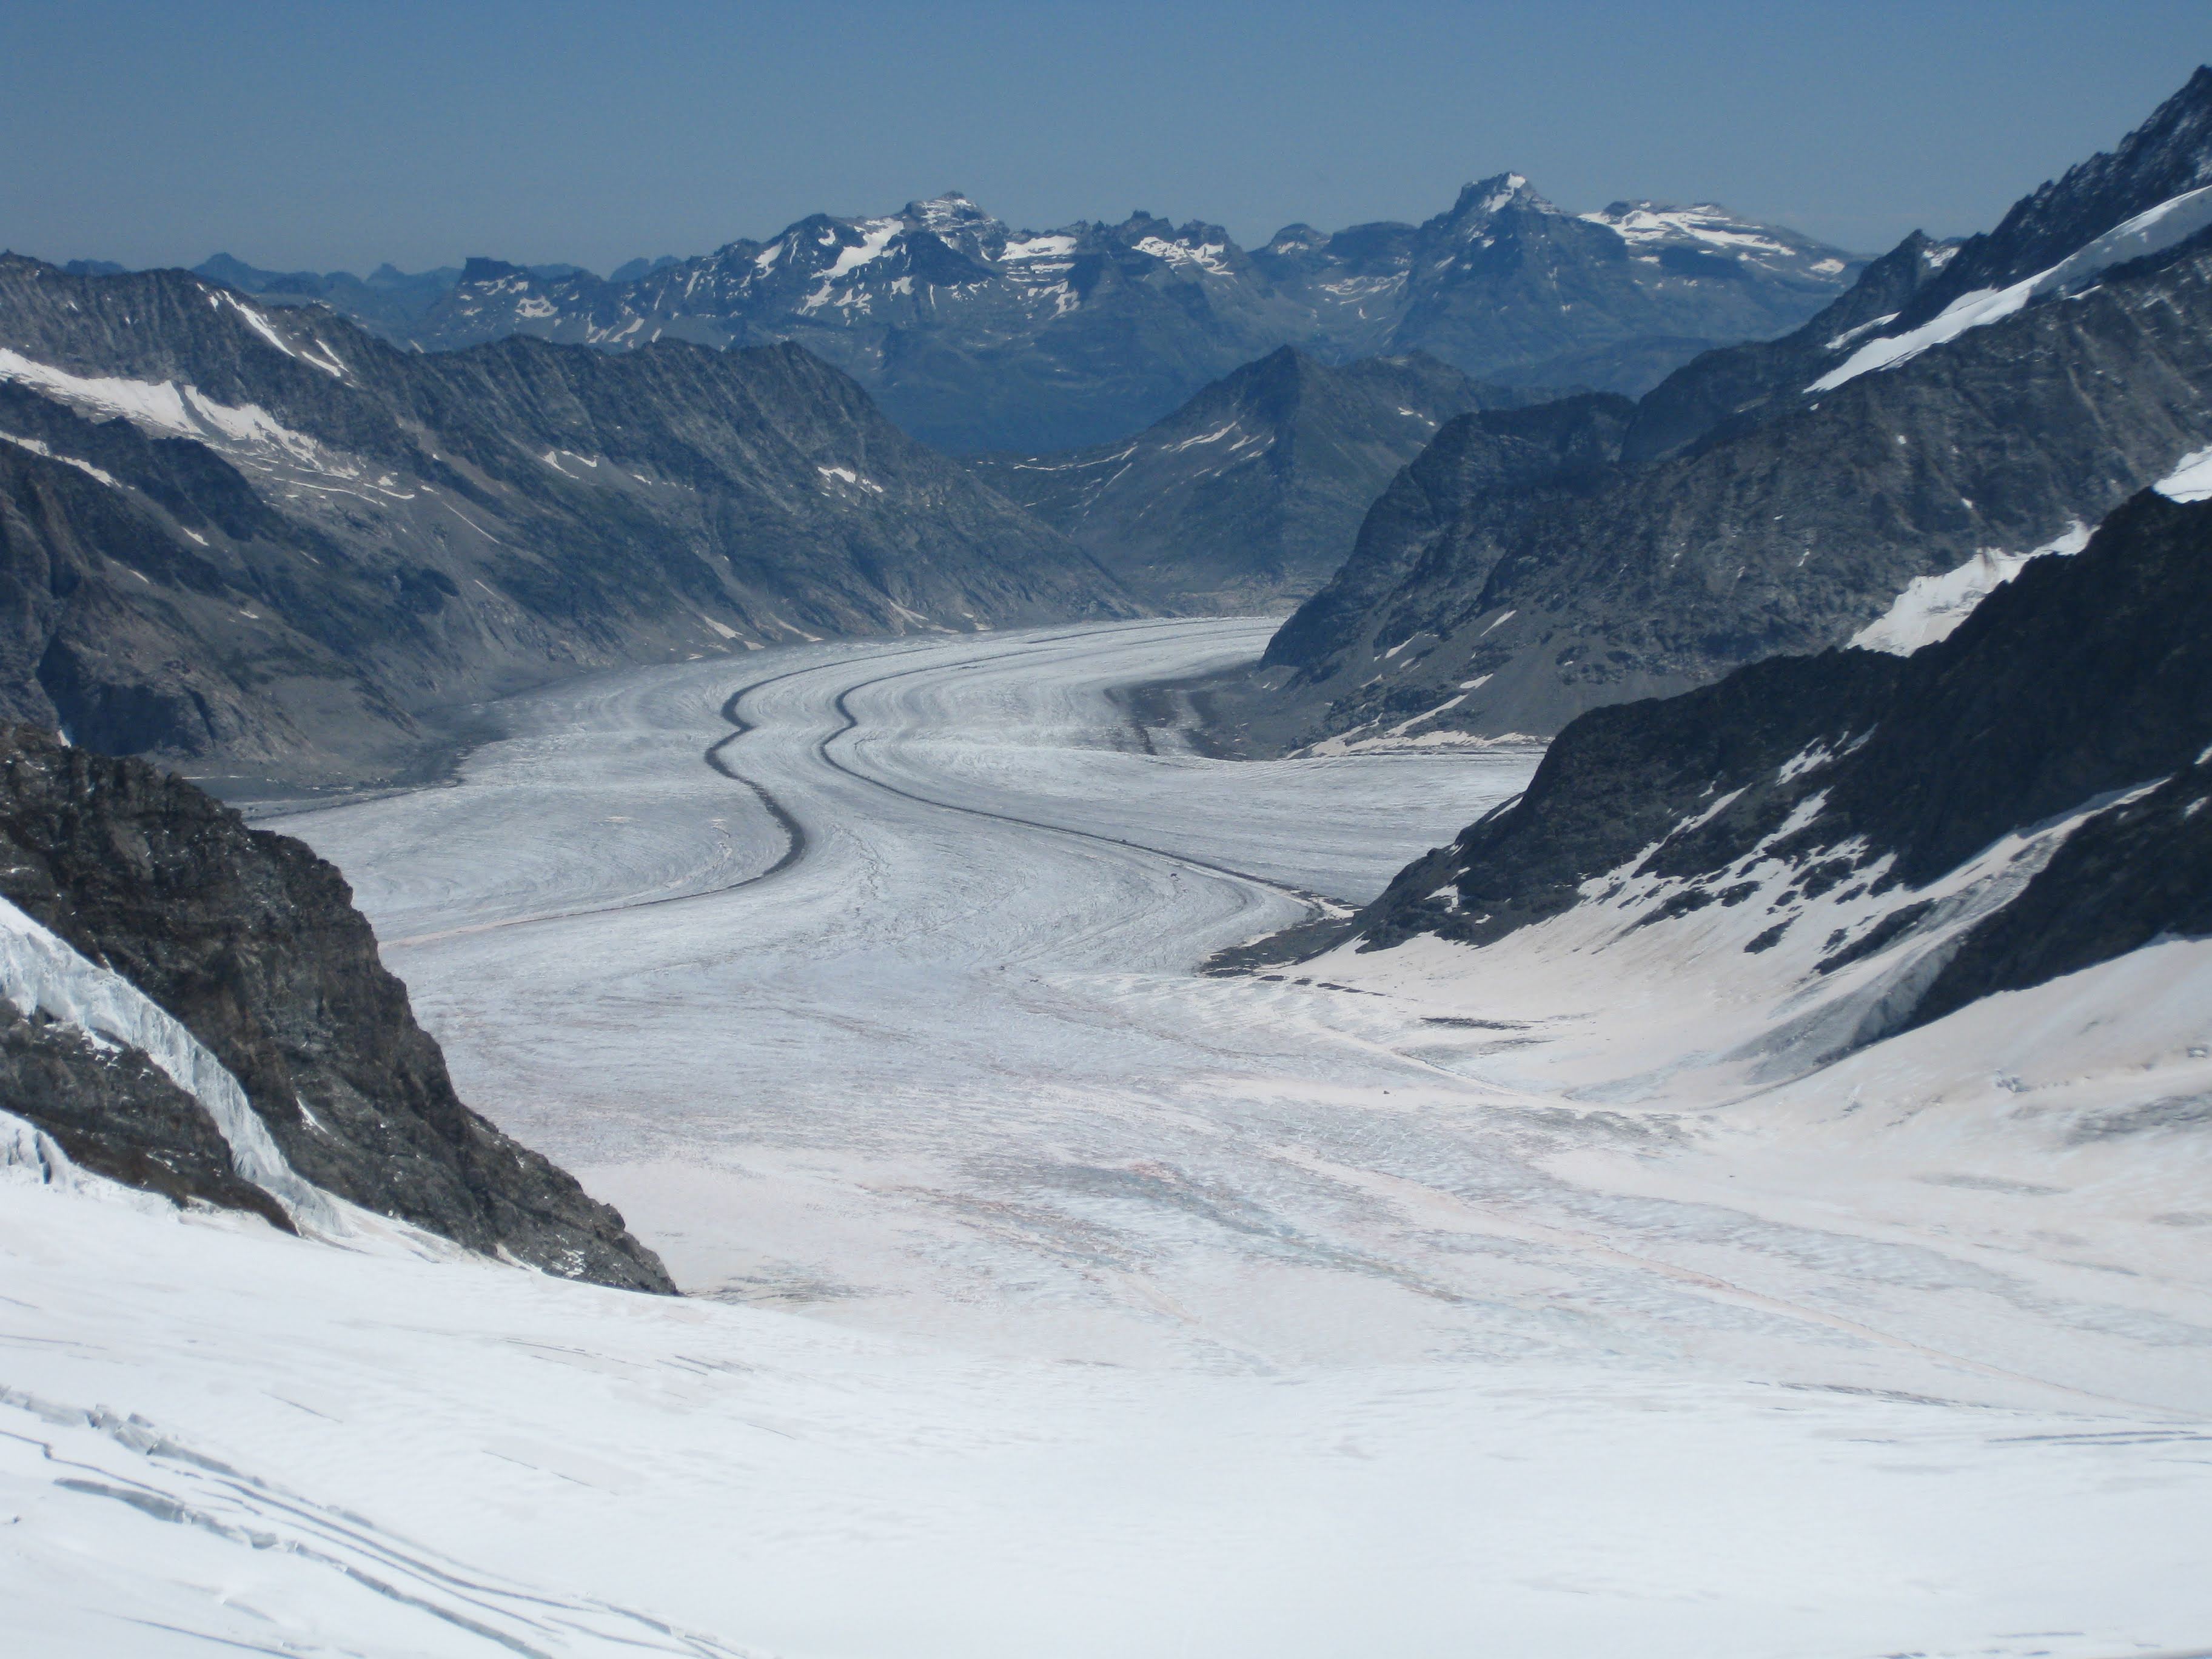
1259 393 1635 682
310 184 1855 453
1229 492 2212 1054
1619 230 1962 465
0 725 674 1291
1210 71 2212 754
0 256 1132 786
966 348 1541 608
1627 69 2212 464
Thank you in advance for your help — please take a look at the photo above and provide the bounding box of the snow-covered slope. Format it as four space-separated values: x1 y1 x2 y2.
8 1112 2210 1659
1250 490 2212 1109
6 616 2208 1655
1848 520 2090 654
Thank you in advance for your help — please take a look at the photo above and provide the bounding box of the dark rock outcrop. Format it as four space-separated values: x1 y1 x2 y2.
1235 492 2212 1045
0 725 674 1291
0 999 294 1232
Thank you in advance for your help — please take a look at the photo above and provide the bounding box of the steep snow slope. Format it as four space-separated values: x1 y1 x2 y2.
1808 180 2212 391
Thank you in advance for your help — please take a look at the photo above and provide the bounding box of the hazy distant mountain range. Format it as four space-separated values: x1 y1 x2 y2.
967 347 1552 608
67 178 1862 454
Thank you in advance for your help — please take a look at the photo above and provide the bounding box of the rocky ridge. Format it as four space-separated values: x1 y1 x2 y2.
1227 491 2212 1066
279 180 1856 453
0 723 672 1290
1206 70 2212 755
0 256 1132 786
1629 67 2212 464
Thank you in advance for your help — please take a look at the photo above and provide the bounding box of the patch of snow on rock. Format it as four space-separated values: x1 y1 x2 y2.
0 431 119 487
1851 522 2092 655
1811 184 2212 392
2154 444 2212 502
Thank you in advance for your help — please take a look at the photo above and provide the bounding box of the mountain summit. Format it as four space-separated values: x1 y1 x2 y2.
1208 67 2212 756
228 179 1858 452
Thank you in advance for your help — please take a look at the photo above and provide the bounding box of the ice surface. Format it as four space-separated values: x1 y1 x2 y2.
11 1157 2208 1658
7 618 2208 1654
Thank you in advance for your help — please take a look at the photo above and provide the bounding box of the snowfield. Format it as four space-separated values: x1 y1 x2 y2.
6 618 2211 1656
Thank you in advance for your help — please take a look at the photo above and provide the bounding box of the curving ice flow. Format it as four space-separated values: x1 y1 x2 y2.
6 618 2211 1657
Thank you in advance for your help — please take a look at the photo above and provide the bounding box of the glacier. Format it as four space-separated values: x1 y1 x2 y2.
4 617 2208 1657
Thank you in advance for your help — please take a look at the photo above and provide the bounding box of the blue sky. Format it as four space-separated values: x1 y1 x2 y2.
4 0 2208 274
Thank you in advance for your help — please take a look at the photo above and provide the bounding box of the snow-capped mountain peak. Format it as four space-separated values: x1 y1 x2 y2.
391 174 1858 449
1581 200 1852 278
1441 170 1560 228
